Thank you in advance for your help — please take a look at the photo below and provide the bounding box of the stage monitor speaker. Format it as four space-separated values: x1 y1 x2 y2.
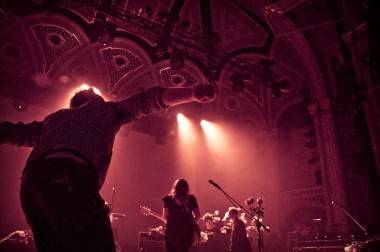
0 243 36 252
292 245 344 252
138 239 165 252
137 232 165 252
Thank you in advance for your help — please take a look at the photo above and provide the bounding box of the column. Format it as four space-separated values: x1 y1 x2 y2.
308 100 350 232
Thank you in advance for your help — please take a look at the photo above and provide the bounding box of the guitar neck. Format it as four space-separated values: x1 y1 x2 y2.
148 211 167 224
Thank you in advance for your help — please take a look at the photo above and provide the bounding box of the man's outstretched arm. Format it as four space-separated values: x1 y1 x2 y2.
0 121 43 147
161 84 215 106
115 84 215 124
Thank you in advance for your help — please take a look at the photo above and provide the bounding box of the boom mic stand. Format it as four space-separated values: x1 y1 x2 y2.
331 201 378 252
331 201 368 236
208 180 270 252
209 180 247 212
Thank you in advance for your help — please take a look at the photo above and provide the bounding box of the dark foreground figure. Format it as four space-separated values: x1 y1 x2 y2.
0 85 214 252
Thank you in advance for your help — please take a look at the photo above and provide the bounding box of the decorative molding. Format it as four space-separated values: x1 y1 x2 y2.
32 24 80 71
100 47 143 87
282 186 325 212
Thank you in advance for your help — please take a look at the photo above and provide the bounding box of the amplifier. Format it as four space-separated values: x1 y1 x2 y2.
137 232 165 252
0 243 36 252
292 245 344 252
291 239 351 252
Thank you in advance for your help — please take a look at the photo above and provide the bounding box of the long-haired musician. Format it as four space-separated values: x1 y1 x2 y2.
227 207 252 252
162 179 200 252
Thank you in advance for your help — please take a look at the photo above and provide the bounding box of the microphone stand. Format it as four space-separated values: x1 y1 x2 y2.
209 181 269 252
209 181 250 217
332 201 368 236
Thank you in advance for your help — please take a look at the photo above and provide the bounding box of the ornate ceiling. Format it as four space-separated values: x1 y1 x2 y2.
0 0 316 130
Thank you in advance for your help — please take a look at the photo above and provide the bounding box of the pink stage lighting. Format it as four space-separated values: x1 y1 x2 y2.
60 84 103 109
77 83 102 96
200 120 228 153
200 120 220 140
177 113 197 143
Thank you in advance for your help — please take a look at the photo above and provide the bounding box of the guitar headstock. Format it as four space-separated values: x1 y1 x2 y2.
140 205 152 216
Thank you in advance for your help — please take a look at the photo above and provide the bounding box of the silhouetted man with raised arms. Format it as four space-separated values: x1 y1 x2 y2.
0 84 215 252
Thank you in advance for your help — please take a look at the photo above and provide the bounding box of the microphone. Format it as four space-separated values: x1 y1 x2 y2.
257 197 264 205
245 197 255 205
209 180 222 190
331 200 344 208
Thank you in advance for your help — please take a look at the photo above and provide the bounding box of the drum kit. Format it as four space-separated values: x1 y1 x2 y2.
344 234 380 252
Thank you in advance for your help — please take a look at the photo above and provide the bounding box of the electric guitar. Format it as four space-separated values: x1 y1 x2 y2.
140 205 167 224
139 205 201 246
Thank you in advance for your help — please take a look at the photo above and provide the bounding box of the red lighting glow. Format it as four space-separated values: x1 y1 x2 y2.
201 120 228 154
59 83 104 109
177 113 197 143
176 113 200 172
77 83 102 96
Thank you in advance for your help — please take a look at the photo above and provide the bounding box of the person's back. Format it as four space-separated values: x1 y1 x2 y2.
27 99 121 187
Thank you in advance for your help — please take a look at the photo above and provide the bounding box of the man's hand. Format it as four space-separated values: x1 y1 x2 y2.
0 121 43 147
161 84 216 107
192 84 216 103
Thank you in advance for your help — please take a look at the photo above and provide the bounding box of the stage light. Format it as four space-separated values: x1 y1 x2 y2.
176 114 199 170
177 113 197 144
177 113 187 124
177 113 191 132
13 99 28 112
200 120 210 129
200 120 219 140
201 120 228 153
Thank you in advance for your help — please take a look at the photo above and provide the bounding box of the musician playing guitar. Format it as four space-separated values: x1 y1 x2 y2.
162 179 200 252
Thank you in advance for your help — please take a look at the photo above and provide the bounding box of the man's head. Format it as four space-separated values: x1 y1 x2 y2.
203 213 216 230
70 88 104 108
227 207 239 221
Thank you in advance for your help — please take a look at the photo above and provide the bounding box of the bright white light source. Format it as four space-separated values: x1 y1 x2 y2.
78 83 102 96
201 120 228 154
